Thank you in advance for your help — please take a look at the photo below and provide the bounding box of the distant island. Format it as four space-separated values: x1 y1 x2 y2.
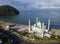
0 5 19 16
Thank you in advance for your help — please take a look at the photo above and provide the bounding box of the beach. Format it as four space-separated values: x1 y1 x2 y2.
0 21 28 29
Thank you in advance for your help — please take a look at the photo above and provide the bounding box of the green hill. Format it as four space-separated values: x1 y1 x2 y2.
0 5 19 16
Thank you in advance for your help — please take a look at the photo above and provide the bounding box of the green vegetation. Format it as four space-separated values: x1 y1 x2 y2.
34 35 60 42
0 29 12 44
19 32 29 36
0 33 12 44
12 29 60 43
13 30 29 36
0 5 19 16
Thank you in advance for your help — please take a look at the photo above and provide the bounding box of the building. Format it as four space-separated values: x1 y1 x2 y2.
28 18 51 38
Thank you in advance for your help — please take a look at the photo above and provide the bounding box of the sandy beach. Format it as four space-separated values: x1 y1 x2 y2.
0 21 29 29
0 21 60 30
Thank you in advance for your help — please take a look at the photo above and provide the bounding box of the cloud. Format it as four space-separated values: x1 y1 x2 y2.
0 0 60 10
32 0 60 9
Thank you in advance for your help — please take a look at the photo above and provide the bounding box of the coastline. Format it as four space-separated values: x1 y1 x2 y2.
0 21 28 29
0 21 60 30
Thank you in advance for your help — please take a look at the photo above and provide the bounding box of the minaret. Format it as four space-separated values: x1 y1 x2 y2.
41 22 44 38
28 19 31 32
48 19 50 31
36 17 38 26
44 25 46 29
42 22 44 29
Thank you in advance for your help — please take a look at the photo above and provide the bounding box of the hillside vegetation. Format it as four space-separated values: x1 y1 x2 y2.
0 5 19 16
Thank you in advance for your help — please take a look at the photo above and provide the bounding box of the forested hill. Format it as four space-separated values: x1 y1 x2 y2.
0 5 19 16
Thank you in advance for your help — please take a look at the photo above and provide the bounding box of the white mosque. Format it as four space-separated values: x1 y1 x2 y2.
28 18 51 38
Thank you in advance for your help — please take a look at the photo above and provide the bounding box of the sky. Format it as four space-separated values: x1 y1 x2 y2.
0 0 60 10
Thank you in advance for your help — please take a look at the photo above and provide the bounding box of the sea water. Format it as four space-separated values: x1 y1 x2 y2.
0 9 60 28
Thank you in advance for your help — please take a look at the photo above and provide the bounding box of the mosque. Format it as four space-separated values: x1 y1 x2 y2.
28 18 51 38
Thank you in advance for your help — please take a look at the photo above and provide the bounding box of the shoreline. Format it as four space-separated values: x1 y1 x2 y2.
0 21 29 29
0 21 60 29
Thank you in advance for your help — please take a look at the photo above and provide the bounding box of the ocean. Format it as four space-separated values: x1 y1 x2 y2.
0 9 60 28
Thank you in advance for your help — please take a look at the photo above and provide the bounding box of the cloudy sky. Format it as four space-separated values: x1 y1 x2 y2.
0 0 60 10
